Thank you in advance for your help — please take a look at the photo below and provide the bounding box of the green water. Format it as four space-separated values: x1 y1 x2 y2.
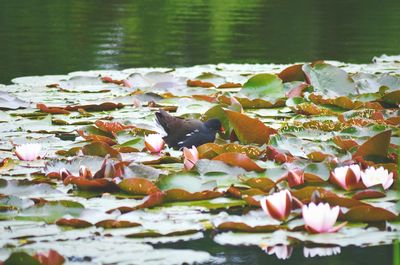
1 0 400 84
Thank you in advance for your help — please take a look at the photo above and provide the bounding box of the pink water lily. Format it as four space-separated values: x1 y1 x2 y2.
361 166 393 190
302 202 345 233
144 134 165 153
287 168 304 188
263 245 293 260
260 190 292 221
330 164 361 190
183 146 199 170
14 143 42 161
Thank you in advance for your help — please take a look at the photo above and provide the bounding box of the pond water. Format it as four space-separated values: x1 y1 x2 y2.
1 0 400 84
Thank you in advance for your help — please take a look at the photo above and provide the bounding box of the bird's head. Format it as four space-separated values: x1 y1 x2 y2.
204 119 223 132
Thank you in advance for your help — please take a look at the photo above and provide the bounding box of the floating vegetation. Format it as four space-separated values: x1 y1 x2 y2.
0 55 399 264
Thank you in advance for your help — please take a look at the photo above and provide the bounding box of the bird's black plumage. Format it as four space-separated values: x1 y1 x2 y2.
155 109 221 149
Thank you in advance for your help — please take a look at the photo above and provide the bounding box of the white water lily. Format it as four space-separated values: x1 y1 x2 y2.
361 166 393 190
302 202 345 233
15 143 42 161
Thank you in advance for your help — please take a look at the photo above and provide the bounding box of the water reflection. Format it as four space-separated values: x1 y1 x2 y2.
262 244 293 260
1 0 400 83
303 247 341 258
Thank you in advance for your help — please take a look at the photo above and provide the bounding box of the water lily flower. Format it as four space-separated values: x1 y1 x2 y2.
287 168 304 188
14 143 42 161
361 166 393 190
302 202 344 233
263 244 293 260
304 247 341 258
144 134 165 153
59 168 72 180
260 190 292 221
331 164 361 190
79 165 92 178
183 146 199 170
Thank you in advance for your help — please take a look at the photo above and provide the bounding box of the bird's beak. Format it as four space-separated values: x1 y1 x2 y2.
220 127 226 134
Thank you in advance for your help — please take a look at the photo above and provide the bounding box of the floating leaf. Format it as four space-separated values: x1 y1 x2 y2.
342 205 397 222
278 64 305 82
4 252 42 265
118 178 160 195
353 130 391 159
0 91 30 110
239 74 285 101
212 152 264 172
82 141 121 159
225 109 277 145
302 63 357 97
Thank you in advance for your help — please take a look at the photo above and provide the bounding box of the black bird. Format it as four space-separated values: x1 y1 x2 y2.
155 109 222 149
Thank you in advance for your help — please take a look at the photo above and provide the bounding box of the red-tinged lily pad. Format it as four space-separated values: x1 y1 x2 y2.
118 178 160 195
239 73 285 101
187 79 215 88
243 178 275 192
241 196 261 207
78 125 114 138
291 186 336 202
225 109 277 145
332 136 359 151
133 191 165 210
164 189 222 202
322 195 367 208
64 177 118 192
56 218 93 228
342 205 397 222
142 156 182 165
77 128 116 145
65 102 124 112
217 222 281 232
352 130 391 159
82 141 121 159
218 95 286 109
95 220 141 228
218 82 242 88
37 103 70 114
212 152 264 172
352 189 386 200
294 102 335 116
95 120 135 135
278 64 306 83
197 142 262 160
308 94 363 110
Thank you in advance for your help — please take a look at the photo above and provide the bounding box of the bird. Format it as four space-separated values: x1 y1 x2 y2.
155 109 222 149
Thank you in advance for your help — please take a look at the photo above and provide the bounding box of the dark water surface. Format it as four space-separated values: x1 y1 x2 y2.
157 237 395 265
1 0 400 84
